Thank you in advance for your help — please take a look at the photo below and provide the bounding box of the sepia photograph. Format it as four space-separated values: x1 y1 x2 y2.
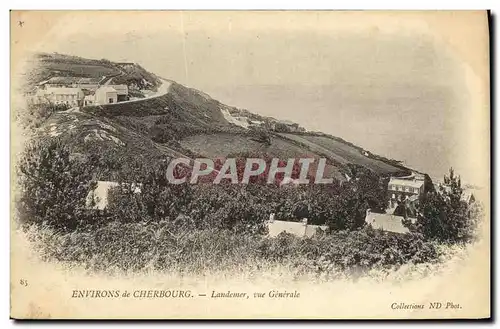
9 10 490 319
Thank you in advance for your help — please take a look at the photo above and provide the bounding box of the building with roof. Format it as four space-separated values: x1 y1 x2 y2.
266 216 328 238
85 181 142 210
365 209 414 234
43 87 84 107
95 86 118 105
25 88 50 104
387 175 425 208
108 84 129 102
438 183 477 206
461 191 476 205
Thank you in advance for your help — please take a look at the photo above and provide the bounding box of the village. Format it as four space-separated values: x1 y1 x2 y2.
220 107 307 133
268 172 476 236
25 76 132 108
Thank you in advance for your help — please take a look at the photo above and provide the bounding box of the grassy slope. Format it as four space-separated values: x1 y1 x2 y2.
277 133 408 176
32 53 412 179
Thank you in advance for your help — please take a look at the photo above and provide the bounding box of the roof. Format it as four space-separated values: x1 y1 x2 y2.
96 86 118 93
365 211 409 234
439 185 476 204
267 220 306 237
304 224 328 237
108 84 128 95
461 191 475 203
77 77 100 84
82 89 95 96
267 219 327 237
389 177 425 189
45 87 83 95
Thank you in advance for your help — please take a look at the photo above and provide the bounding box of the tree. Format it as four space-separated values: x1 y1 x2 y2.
16 138 101 231
107 161 194 224
407 168 477 243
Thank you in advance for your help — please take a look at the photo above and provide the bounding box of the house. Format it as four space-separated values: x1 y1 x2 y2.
249 120 264 127
95 86 118 105
25 88 50 104
43 87 84 107
461 191 476 205
365 209 414 234
108 84 129 102
85 181 142 210
438 183 476 206
387 175 425 208
267 215 328 238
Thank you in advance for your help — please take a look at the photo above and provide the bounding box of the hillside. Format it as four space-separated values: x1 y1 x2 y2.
28 53 412 181
22 52 162 96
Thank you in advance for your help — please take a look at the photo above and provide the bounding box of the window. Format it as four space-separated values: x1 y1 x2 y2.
109 98 114 103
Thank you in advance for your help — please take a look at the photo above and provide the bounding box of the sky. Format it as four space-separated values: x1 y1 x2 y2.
13 11 489 186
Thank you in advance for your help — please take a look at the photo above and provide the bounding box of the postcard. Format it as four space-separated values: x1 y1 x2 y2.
10 10 490 319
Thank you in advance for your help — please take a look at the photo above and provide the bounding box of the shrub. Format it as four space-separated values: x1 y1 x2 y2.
25 222 442 277
16 138 103 231
406 168 478 244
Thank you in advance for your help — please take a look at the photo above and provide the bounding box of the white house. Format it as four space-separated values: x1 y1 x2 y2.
26 88 50 104
95 86 118 105
43 87 84 107
266 215 328 238
365 209 414 234
387 176 425 208
85 181 142 210
108 84 129 102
